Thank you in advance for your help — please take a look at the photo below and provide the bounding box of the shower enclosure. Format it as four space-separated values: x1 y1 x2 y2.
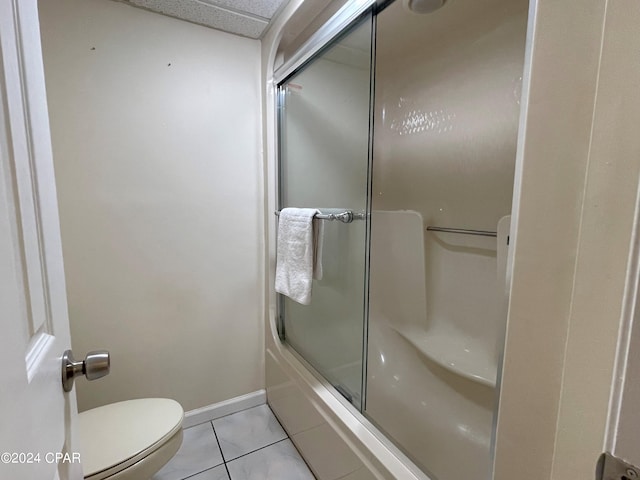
276 0 528 478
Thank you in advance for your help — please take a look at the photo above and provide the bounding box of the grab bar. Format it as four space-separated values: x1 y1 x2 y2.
426 226 497 237
275 209 365 224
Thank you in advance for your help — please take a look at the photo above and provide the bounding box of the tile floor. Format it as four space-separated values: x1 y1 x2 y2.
152 404 316 480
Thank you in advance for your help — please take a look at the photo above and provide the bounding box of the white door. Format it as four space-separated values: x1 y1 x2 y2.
0 0 81 479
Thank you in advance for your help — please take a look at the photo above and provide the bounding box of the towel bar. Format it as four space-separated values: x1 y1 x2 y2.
426 226 497 237
275 210 365 224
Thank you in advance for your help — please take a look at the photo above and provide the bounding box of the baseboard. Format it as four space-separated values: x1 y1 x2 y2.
183 389 266 428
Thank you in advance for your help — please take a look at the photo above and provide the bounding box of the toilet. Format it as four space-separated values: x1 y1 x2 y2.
78 398 184 480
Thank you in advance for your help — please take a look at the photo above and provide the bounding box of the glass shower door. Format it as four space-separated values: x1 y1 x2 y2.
364 1 528 479
277 14 373 410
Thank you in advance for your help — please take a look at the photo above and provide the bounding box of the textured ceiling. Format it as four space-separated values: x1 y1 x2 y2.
122 0 289 39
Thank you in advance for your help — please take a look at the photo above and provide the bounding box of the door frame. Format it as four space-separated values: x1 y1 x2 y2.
495 0 640 479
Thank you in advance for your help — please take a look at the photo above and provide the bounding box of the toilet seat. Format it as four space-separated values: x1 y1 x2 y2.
79 398 184 480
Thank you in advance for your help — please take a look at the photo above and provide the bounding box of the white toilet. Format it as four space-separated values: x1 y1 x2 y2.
78 398 184 480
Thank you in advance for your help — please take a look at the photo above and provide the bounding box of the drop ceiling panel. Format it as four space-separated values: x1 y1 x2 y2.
123 0 287 39
200 0 285 19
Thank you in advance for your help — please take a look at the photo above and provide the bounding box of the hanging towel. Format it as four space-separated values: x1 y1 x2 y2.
275 208 324 305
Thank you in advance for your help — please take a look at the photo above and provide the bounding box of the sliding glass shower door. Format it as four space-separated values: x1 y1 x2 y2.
276 1 527 478
364 1 528 479
277 13 374 410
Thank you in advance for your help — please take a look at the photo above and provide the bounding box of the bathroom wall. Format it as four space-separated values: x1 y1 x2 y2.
38 0 264 412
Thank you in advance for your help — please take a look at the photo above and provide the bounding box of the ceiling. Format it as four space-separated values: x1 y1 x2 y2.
120 0 289 39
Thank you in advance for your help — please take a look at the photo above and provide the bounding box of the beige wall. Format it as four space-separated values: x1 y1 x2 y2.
38 0 264 412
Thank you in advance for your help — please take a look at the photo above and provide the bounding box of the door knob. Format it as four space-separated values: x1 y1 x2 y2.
62 350 110 392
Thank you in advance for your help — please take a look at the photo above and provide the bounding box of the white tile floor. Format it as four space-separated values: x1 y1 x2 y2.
152 404 316 480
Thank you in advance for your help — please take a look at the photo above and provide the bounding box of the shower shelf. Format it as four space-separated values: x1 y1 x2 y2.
388 324 497 388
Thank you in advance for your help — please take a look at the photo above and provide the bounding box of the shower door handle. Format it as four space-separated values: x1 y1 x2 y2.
61 349 110 392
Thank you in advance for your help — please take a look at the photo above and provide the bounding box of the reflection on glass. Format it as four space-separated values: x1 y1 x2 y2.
278 15 373 410
365 0 528 479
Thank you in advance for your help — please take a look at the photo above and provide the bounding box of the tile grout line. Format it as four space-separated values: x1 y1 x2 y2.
221 438 317 480
210 421 233 480
180 464 224 480
211 404 291 466
222 437 291 464
177 404 314 479
171 422 226 480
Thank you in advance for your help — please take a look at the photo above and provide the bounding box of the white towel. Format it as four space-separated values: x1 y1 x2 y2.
275 208 324 305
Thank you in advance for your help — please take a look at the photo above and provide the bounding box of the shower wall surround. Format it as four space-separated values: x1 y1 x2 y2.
275 0 528 478
39 0 263 412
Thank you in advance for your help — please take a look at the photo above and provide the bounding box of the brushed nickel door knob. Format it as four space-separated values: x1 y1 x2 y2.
62 350 110 392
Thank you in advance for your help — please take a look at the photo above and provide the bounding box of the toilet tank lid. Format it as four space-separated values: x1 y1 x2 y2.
78 398 184 477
